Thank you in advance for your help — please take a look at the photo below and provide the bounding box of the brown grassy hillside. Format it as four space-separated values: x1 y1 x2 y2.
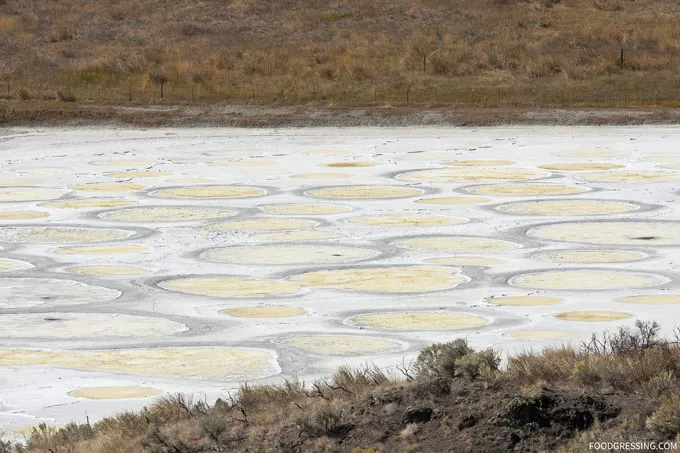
2 0 680 107
5 322 680 453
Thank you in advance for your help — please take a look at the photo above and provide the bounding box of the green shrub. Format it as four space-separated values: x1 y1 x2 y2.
413 339 474 380
455 348 501 381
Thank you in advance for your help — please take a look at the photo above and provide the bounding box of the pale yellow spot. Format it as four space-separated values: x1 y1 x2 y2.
489 296 563 306
255 231 343 241
0 227 134 243
291 267 468 293
222 306 308 318
579 171 680 183
442 160 515 167
322 162 377 168
539 163 624 171
106 171 170 178
291 173 353 179
467 184 588 196
279 335 401 355
0 179 37 186
99 207 236 223
150 186 266 199
204 218 316 232
307 186 424 200
663 164 680 170
556 311 632 322
160 277 302 298
261 204 351 215
496 200 639 216
0 258 33 272
397 168 548 183
396 236 520 253
41 198 137 209
73 183 145 192
0 348 277 380
66 265 150 277
535 250 646 263
0 211 49 220
528 221 680 246
425 256 507 266
641 155 680 164
69 386 163 400
55 245 150 255
414 197 492 205
618 295 680 305
92 160 158 167
203 244 378 265
509 330 576 340
0 187 69 202
348 215 466 227
510 270 667 290
348 312 487 330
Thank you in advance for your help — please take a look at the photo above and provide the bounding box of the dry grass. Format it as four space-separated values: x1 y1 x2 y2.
1 0 680 108
6 321 680 452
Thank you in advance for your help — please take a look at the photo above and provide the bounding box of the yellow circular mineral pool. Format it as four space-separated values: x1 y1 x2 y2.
260 204 351 215
534 250 646 263
291 266 468 293
41 198 137 209
99 207 237 223
348 312 488 330
159 277 303 298
322 162 378 168
0 347 278 380
424 256 507 266
0 258 33 272
203 244 379 265
395 236 520 253
442 160 515 167
204 218 317 232
488 296 563 306
0 211 49 220
555 311 632 322
509 269 667 291
69 386 163 400
73 183 145 192
0 187 69 202
495 199 640 216
0 226 136 243
538 163 624 171
149 185 266 199
527 221 680 246
55 245 150 255
397 168 548 183
579 171 680 183
65 265 151 277
278 335 402 355
348 214 466 227
618 295 680 305
306 185 424 199
221 306 308 318
466 184 589 197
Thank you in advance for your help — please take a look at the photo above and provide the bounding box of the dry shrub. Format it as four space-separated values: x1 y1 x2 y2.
647 395 680 438
57 91 76 102
506 346 578 384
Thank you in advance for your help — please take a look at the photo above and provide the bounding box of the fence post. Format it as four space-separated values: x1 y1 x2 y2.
406 87 410 105
374 86 377 104
620 48 624 67
129 81 132 102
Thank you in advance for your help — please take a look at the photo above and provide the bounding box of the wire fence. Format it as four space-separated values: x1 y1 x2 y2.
3 79 680 108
